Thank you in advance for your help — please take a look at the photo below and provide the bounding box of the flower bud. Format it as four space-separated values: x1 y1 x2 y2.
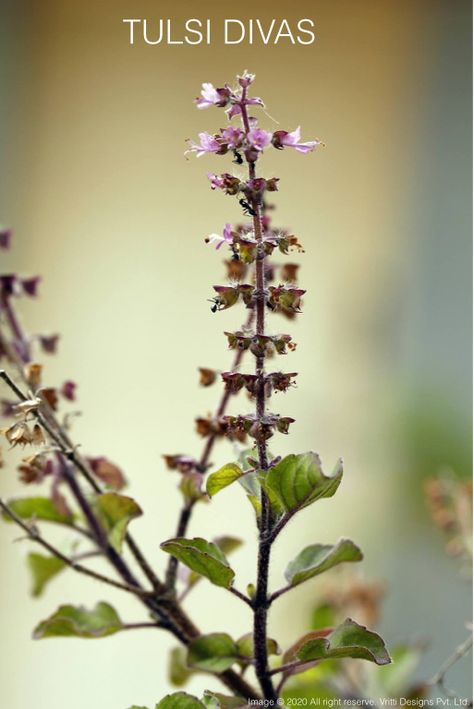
238 72 255 88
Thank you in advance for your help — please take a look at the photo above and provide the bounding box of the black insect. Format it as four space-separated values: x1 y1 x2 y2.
232 149 243 164
239 199 257 217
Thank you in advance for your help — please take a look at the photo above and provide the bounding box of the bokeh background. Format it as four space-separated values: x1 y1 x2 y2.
0 0 472 707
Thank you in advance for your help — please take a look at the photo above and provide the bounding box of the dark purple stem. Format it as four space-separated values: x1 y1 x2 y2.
240 88 277 702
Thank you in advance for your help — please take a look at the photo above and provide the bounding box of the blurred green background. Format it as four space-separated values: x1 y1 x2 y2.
0 0 472 707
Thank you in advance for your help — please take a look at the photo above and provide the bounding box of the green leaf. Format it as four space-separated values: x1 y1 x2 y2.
188 633 239 673
168 647 194 688
27 553 66 597
161 537 235 589
261 453 343 513
236 452 284 518
239 470 284 518
202 691 246 708
238 470 260 496
95 493 142 553
206 464 243 497
3 497 74 525
33 601 123 639
296 618 391 666
246 493 261 518
186 536 242 591
285 539 363 587
236 632 281 659
179 474 208 505
156 694 205 709
281 648 341 689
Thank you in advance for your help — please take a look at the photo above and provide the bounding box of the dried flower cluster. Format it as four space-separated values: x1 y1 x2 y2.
425 475 473 574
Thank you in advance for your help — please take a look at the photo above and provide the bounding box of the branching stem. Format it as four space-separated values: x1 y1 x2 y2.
0 497 154 599
228 586 254 608
0 367 260 699
429 632 473 701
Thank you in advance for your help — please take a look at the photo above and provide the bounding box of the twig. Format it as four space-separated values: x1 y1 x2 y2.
0 368 164 593
165 503 192 589
0 368 195 639
268 658 316 677
0 317 165 592
429 632 473 701
268 583 292 604
228 586 254 608
0 293 31 361
265 511 292 545
0 497 154 599
122 622 167 631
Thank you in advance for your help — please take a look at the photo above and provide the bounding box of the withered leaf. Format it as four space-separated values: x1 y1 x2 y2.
89 457 126 490
24 363 43 390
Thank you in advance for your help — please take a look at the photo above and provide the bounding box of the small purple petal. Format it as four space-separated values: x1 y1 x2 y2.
21 276 41 297
0 274 18 296
247 128 272 152
60 380 77 401
0 228 12 250
39 334 60 354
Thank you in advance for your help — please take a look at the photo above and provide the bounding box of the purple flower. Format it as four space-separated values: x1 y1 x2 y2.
195 83 221 109
207 172 225 190
237 72 255 88
0 275 18 297
225 96 263 121
272 127 322 154
205 223 233 250
245 96 264 107
244 178 267 199
60 380 77 401
226 104 243 120
221 126 244 149
207 173 241 195
0 228 12 250
247 128 272 152
186 132 221 158
39 334 60 354
21 276 41 297
195 83 233 110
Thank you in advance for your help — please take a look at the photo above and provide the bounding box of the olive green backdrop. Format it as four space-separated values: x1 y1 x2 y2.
0 1 472 707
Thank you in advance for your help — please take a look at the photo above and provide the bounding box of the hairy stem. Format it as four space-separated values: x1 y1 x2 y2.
165 503 192 589
240 89 277 701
